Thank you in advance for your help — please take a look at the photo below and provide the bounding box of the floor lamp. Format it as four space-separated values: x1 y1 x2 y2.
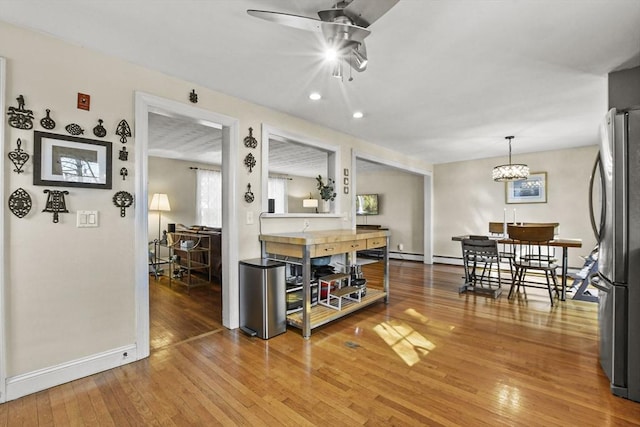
150 193 171 266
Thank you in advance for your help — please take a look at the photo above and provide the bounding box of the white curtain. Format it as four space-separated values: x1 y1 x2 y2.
196 169 222 227
268 177 288 213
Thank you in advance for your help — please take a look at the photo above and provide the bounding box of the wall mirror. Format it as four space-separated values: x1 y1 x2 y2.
261 125 340 215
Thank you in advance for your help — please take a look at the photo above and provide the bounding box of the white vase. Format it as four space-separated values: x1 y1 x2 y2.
321 200 331 213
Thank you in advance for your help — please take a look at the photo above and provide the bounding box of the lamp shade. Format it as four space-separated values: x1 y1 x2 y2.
149 193 171 211
303 198 318 208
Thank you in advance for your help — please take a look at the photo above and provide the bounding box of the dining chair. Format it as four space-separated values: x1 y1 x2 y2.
460 236 503 298
489 222 515 277
507 224 559 305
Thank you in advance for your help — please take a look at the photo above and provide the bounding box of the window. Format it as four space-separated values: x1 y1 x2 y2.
196 169 221 227
268 176 288 213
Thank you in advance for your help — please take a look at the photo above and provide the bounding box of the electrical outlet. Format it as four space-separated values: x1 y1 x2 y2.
246 211 254 225
398 243 404 251
303 219 310 229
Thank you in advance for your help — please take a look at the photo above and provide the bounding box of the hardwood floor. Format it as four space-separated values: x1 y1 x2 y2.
2 261 640 426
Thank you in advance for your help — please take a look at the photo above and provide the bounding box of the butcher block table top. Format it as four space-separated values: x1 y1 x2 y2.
259 229 390 246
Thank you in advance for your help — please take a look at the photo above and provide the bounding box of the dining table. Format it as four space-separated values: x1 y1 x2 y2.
451 234 582 300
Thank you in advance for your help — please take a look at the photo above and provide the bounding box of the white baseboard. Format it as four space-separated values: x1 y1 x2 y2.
433 255 581 275
389 251 424 262
5 344 138 402
433 256 464 266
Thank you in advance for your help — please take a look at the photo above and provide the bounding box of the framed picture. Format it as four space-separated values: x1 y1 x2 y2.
344 186 349 194
505 172 547 204
343 177 349 185
344 168 349 177
34 131 112 189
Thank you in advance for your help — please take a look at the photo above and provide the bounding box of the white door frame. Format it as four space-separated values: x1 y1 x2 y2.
351 150 433 264
134 93 239 358
0 56 7 402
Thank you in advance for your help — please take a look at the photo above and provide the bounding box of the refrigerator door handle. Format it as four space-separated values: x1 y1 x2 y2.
589 154 605 241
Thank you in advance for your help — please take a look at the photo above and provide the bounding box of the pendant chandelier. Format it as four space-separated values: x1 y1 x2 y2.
492 136 529 182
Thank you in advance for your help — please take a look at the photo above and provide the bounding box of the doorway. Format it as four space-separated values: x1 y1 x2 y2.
134 93 240 360
0 56 7 402
352 150 433 264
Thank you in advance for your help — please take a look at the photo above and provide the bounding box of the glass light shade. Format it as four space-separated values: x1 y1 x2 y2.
492 164 530 181
149 193 171 211
303 198 318 208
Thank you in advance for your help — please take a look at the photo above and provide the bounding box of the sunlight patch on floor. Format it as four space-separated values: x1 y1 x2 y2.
496 383 521 410
373 319 436 366
405 307 456 331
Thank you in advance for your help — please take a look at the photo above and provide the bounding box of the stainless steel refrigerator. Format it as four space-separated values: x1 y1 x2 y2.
593 107 640 402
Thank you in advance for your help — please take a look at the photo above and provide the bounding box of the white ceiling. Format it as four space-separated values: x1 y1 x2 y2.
2 0 639 166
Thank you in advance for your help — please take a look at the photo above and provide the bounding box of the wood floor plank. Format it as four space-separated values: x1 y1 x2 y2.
2 261 640 425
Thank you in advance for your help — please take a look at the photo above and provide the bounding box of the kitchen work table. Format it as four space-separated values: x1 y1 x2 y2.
260 229 390 338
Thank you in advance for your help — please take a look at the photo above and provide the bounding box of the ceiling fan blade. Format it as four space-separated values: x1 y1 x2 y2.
320 21 371 44
247 9 322 32
343 0 399 28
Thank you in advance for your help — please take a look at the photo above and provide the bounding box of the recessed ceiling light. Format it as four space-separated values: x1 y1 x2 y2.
353 111 364 119
309 92 321 101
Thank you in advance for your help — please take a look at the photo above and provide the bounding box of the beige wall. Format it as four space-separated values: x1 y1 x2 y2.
286 175 317 213
434 145 599 268
1 20 431 390
147 157 219 238
356 169 424 255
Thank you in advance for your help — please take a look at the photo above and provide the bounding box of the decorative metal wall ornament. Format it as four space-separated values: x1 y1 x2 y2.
65 123 84 135
8 138 30 174
40 109 56 130
112 191 134 217
119 146 128 161
7 95 34 130
244 127 258 148
244 152 256 173
43 189 69 223
93 119 107 137
244 183 255 203
115 119 131 143
189 89 198 103
8 188 32 218
120 167 128 180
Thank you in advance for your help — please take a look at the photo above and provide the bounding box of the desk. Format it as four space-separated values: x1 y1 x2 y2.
452 235 582 300
260 229 390 338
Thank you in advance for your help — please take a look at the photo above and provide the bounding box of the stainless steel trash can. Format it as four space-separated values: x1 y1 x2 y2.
239 258 286 339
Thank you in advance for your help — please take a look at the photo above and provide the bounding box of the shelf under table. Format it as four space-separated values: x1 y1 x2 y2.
286 288 386 330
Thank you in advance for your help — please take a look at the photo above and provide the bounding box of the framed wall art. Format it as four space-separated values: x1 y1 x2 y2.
33 131 113 189
505 172 547 204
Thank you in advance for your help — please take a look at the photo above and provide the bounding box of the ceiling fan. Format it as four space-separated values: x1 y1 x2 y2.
247 0 399 74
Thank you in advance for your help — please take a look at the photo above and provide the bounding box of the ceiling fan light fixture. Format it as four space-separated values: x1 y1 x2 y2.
492 136 529 182
352 48 368 70
331 61 343 79
324 46 339 62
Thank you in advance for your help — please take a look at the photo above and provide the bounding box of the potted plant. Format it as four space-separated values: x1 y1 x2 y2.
316 175 336 212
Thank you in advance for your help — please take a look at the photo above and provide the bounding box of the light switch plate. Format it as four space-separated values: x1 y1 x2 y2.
77 210 99 227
